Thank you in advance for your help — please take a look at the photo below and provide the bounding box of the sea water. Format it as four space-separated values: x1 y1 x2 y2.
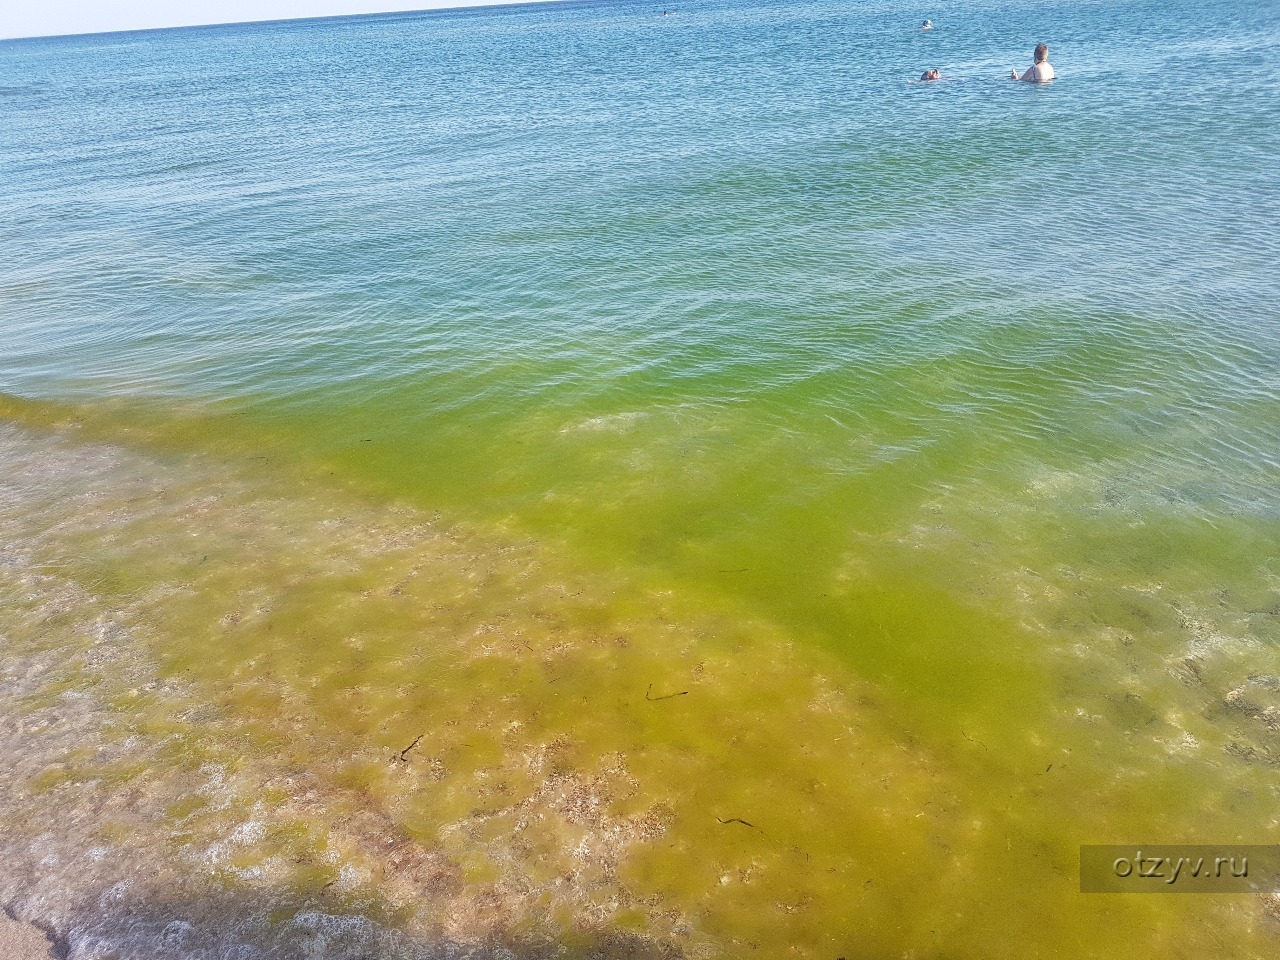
2 0 1279 956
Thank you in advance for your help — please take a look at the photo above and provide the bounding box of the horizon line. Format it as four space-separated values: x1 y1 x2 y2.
0 0 576 43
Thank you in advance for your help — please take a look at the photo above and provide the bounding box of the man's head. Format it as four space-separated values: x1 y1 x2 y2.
1034 43 1049 63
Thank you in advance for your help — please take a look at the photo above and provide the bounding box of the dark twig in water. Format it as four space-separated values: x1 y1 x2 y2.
125 490 167 503
646 683 688 701
398 735 423 762
718 568 749 573
962 731 987 749
716 816 757 829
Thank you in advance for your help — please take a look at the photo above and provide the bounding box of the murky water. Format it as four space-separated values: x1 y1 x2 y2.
2 0 1279 956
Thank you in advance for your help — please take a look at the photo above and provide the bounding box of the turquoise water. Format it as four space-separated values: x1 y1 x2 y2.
3 0 1280 957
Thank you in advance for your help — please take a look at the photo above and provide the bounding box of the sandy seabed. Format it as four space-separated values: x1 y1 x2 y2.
3 410 1279 960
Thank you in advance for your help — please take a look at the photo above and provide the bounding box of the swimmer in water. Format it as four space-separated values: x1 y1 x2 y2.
921 19 933 30
1011 43 1055 82
920 68 941 81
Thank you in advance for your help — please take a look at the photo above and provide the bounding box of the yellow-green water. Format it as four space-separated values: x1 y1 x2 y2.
2 393 1277 957
3 0 1280 956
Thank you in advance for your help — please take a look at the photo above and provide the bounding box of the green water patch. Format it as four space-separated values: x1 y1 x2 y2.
0 387 1052 744
3 415 1280 958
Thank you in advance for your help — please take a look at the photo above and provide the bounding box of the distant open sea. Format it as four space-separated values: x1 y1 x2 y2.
3 0 1279 956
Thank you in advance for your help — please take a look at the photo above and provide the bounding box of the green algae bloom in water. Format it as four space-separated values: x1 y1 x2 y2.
2 0 1280 957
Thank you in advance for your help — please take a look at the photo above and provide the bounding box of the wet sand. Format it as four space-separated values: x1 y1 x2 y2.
0 915 56 960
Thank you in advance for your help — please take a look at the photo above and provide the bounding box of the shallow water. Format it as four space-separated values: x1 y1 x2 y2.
2 0 1280 957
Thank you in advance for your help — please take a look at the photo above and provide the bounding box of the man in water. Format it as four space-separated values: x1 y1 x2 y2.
1012 43 1055 82
921 19 933 30
920 69 941 81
